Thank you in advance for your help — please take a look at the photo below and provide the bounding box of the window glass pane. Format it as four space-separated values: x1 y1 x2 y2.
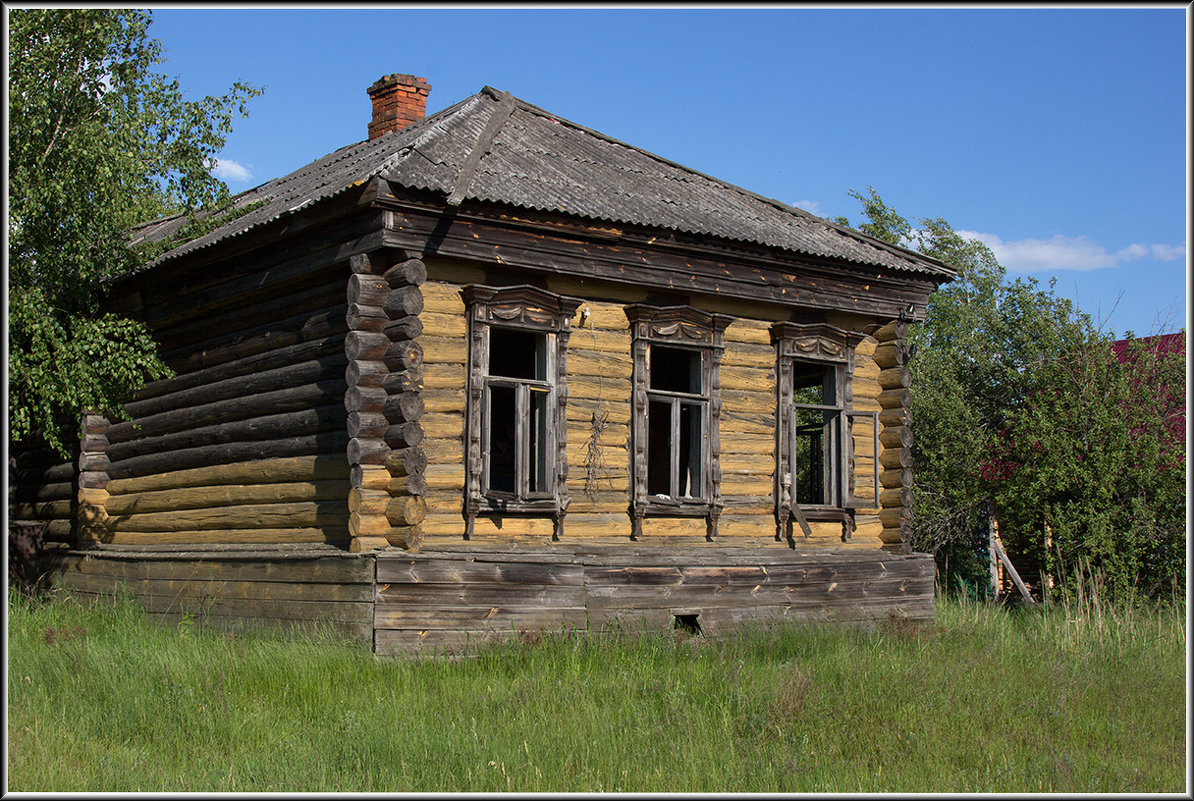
527 386 550 494
487 385 517 494
793 362 836 406
647 400 673 496
794 406 830 505
650 346 702 394
490 328 548 380
679 402 703 498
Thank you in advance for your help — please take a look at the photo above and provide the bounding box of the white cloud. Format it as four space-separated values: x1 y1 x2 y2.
213 159 252 183
955 230 1187 273
791 199 822 216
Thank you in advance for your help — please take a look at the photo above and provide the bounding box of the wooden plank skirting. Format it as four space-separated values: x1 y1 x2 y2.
40 543 933 655
374 544 934 656
45 544 375 644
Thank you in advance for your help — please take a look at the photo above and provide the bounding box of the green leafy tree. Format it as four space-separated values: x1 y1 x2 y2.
839 188 1185 601
8 8 261 456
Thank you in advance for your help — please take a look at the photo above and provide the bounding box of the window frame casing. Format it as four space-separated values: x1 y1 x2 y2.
463 285 583 539
626 305 731 540
772 322 876 545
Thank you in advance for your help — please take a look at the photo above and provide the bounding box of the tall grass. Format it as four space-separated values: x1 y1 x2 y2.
7 584 1186 793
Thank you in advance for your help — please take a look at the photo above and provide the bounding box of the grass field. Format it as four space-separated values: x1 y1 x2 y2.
6 585 1187 793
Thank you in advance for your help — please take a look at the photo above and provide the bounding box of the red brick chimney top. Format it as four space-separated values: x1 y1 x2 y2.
367 73 431 140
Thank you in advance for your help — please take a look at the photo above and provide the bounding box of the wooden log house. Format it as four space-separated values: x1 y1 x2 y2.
12 73 956 653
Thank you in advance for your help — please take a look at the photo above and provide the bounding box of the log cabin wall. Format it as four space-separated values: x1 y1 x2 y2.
413 256 897 549
83 221 369 548
10 436 79 548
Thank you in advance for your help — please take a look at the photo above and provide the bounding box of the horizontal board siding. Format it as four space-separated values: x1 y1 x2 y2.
374 547 934 655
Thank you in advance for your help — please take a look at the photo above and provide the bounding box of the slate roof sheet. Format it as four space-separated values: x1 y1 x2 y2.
133 86 955 279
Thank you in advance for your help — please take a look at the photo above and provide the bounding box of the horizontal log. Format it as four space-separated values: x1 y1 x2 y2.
82 528 350 547
346 359 387 389
384 524 423 550
81 433 109 452
878 406 911 428
879 526 904 545
350 533 391 552
385 421 424 449
106 455 349 495
384 340 424 373
347 273 389 307
344 385 387 415
11 500 74 520
879 467 913 490
877 387 910 410
879 425 913 450
873 340 910 370
105 501 348 532
106 405 346 464
879 506 912 530
345 330 390 362
384 258 427 288
385 447 427 478
386 495 428 526
347 437 389 466
162 306 348 378
121 354 347 422
349 251 385 276
383 392 425 424
879 447 912 470
10 479 75 503
388 473 429 496
347 411 389 439
348 513 393 538
351 464 392 492
106 433 349 481
385 286 424 319
383 315 423 342
79 453 109 472
348 487 391 515
879 486 913 509
346 303 387 333
871 320 907 343
381 369 424 395
878 366 911 391
105 480 350 516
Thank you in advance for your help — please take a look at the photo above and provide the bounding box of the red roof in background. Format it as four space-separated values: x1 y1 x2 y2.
1111 332 1186 362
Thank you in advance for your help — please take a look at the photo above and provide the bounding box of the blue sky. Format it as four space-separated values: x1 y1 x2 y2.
148 6 1187 339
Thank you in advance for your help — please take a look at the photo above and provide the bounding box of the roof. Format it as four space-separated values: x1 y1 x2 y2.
1111 332 1186 362
132 86 957 280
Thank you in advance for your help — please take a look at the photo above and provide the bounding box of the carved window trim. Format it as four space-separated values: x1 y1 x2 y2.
463 285 583 539
626 305 731 540
771 322 876 545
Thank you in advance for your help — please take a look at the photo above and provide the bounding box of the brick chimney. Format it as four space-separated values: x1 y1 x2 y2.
367 73 431 140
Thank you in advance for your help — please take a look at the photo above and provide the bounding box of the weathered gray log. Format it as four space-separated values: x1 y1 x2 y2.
385 422 424 449
105 405 346 463
344 386 387 415
877 387 911 410
384 447 427 478
346 303 388 333
383 316 423 342
347 437 389 466
346 359 387 389
344 331 390 362
879 406 911 428
879 447 912 470
383 258 427 288
872 320 907 343
384 286 424 319
384 340 423 373
383 392 425 424
109 381 346 445
873 341 910 370
347 273 390 306
381 369 424 395
878 366 912 391
122 355 347 421
880 467 914 490
879 486 913 509
387 473 428 496
347 411 389 439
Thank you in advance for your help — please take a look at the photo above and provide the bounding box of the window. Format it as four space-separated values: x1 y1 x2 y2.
626 305 731 540
463 285 583 539
772 323 876 545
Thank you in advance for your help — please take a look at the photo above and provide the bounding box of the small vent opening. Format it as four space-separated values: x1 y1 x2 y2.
673 613 702 637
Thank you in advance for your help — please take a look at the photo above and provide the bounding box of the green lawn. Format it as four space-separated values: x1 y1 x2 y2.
7 586 1186 793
